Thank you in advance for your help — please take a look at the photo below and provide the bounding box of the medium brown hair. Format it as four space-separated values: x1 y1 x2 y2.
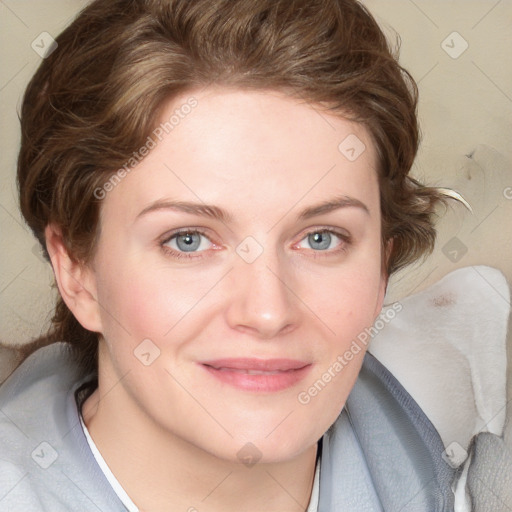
18 0 452 375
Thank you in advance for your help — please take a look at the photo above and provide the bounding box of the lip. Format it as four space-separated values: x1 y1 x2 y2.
199 358 312 392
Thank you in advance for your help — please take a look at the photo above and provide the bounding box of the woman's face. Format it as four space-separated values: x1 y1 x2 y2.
88 87 387 463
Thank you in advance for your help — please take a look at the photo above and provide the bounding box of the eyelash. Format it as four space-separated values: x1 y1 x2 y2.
159 227 352 260
159 228 220 260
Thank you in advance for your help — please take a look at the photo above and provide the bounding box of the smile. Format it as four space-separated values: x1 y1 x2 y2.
199 358 312 392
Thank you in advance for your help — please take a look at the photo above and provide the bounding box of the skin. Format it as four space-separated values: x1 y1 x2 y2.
47 87 389 511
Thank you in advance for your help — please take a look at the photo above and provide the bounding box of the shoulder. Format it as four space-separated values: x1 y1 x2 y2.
0 344 77 491
0 342 83 444
0 342 82 457
0 459 46 511
0 343 121 511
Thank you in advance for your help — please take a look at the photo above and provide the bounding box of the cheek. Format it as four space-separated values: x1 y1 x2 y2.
299 269 382 414
312 266 383 342
94 256 218 352
341 274 382 328
92 254 169 345
296 266 382 408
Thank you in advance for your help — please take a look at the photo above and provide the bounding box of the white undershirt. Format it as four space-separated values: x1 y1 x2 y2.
79 414 320 511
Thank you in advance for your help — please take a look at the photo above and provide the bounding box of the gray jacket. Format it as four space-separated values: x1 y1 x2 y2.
0 343 456 511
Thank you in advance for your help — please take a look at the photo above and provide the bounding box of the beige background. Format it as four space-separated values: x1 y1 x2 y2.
1 0 511 435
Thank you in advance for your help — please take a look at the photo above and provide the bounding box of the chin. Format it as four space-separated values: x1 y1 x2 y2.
227 426 320 465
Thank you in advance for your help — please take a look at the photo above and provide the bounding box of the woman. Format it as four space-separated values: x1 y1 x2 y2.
1 0 460 510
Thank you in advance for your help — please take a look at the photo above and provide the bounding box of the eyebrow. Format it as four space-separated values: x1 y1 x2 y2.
298 196 370 220
136 195 370 223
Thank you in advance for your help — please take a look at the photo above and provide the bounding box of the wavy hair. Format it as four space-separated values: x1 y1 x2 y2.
18 0 462 375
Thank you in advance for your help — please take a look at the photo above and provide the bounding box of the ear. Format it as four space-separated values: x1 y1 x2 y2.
44 224 103 333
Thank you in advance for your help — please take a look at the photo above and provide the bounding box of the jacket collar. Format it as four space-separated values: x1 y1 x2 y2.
318 353 456 511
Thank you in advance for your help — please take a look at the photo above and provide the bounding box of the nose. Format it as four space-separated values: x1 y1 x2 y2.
224 246 301 339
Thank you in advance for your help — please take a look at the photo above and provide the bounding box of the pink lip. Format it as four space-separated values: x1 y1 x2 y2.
199 358 312 392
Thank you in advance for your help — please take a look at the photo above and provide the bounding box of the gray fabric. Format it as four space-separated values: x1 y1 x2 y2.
467 432 512 511
318 354 456 512
0 343 456 511
318 411 383 511
0 343 123 511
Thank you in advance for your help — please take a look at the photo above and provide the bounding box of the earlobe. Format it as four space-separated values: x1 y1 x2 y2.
44 224 103 333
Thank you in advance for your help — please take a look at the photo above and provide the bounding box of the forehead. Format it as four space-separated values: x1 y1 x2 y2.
100 87 380 225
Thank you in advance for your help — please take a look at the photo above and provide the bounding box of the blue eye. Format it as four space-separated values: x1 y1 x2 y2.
307 231 332 250
175 232 202 252
162 230 213 255
297 230 347 252
160 227 350 261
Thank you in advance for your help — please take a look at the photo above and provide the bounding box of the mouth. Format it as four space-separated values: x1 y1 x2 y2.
199 358 312 392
